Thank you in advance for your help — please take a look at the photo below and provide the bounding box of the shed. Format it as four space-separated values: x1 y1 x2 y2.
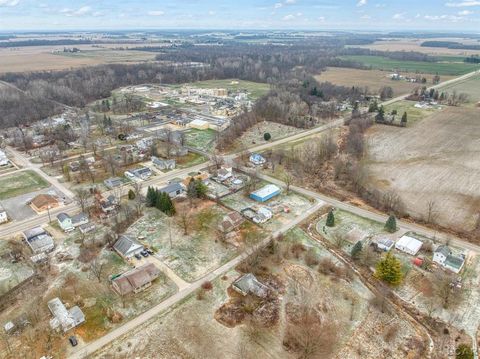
250 184 281 203
395 235 423 256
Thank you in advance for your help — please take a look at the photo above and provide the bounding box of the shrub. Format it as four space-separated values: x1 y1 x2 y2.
304 249 320 267
264 132 271 141
201 281 213 290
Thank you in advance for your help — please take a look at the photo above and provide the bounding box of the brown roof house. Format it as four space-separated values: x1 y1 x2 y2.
112 263 161 296
30 194 59 213
218 212 245 233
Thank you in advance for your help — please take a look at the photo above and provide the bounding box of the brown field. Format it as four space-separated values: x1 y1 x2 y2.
352 38 480 56
315 67 453 97
366 106 480 232
0 45 156 73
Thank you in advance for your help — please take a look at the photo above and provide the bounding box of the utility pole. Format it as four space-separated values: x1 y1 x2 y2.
47 205 52 224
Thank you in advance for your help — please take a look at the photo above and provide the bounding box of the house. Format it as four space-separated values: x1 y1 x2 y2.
100 195 118 214
249 153 266 166
252 207 273 224
125 167 152 181
104 177 123 189
375 238 394 252
79 222 96 234
218 212 245 233
395 235 423 256
113 235 144 259
232 273 270 298
30 194 59 213
250 184 281 203
152 156 176 171
22 227 54 254
0 149 9 166
48 298 85 332
433 245 465 274
57 213 88 232
158 183 185 199
216 167 233 182
112 263 161 296
0 205 8 224
69 161 80 172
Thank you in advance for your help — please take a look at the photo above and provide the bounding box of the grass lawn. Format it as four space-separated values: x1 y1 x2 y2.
0 170 50 200
383 100 444 126
437 73 480 105
184 128 217 153
176 152 208 169
182 79 270 100
340 55 480 76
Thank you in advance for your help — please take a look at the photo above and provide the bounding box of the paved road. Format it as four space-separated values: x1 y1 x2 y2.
69 200 324 359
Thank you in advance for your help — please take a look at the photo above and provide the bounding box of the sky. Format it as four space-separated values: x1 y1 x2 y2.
0 0 480 32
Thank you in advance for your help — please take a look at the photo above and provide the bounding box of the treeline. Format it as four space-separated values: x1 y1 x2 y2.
421 41 480 51
0 39 95 48
464 55 480 64
341 47 437 62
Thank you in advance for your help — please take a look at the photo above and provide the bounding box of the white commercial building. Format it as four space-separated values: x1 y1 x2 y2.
395 235 423 256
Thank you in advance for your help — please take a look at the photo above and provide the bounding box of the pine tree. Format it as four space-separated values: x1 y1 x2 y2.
375 252 403 285
385 215 397 233
351 241 363 259
368 101 378 113
165 195 176 216
128 189 136 200
146 186 157 207
401 112 407 127
326 210 335 227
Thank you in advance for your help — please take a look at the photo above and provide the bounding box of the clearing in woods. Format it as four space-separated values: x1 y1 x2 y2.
315 68 453 97
366 106 480 232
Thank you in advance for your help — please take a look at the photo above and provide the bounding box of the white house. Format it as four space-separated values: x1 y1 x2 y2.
395 235 423 256
433 245 465 274
376 238 394 252
0 205 8 224
249 153 266 166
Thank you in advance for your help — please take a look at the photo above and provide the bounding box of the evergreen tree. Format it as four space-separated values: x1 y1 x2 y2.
375 252 403 285
165 195 176 216
368 101 378 113
385 215 397 233
456 344 474 359
351 241 363 259
128 189 136 200
401 112 407 127
146 186 157 207
326 210 335 227
375 106 385 123
264 132 271 141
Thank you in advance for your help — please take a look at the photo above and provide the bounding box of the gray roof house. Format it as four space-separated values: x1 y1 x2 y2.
57 212 88 232
48 297 85 332
232 273 270 298
152 156 176 171
113 235 144 258
79 222 96 234
104 177 123 189
433 245 465 274
71 213 89 227
158 183 185 199
22 227 55 254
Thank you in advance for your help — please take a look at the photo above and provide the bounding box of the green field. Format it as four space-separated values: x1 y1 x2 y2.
0 170 50 200
341 55 480 76
184 128 217 153
384 100 444 125
437 74 480 104
183 79 270 100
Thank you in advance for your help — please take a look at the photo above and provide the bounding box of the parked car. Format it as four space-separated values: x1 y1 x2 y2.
69 336 78 347
134 253 142 260
141 250 149 257
146 249 154 255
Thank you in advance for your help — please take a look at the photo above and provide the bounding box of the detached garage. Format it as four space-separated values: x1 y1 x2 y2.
250 184 281 203
395 235 423 256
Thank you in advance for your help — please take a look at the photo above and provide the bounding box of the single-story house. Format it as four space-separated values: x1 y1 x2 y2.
158 183 185 199
48 297 85 332
79 222 96 234
0 205 8 224
113 235 144 259
395 235 423 256
112 263 161 296
250 184 281 203
252 207 273 224
125 167 152 181
375 238 394 252
23 227 55 254
216 167 233 182
30 194 59 213
104 177 123 189
249 153 266 166
152 157 176 171
218 212 245 233
433 245 465 274
232 273 270 298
